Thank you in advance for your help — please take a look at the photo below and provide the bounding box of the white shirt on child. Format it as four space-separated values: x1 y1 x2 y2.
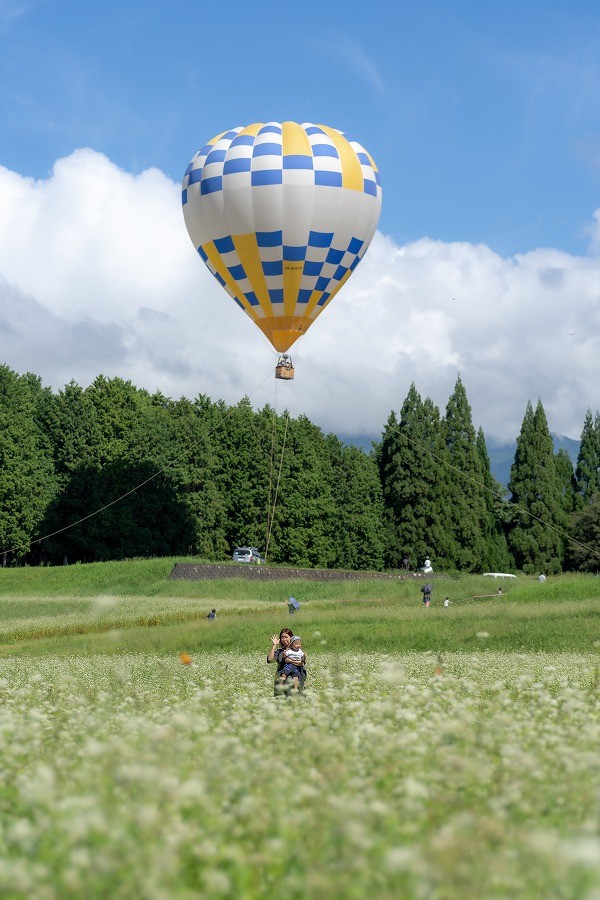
285 648 304 664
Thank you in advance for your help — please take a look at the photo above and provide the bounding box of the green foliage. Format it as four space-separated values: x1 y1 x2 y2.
508 400 565 574
1 360 598 576
475 428 512 570
215 397 271 551
442 376 488 570
574 409 600 506
167 395 229 559
566 495 600 572
268 415 338 567
555 447 576 515
0 365 58 563
378 384 449 569
0 639 598 898
1 559 600 655
328 439 386 570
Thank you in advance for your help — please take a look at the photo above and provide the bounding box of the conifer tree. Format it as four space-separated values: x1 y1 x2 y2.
507 400 564 573
0 366 58 564
566 496 600 572
555 448 575 517
167 394 229 559
377 384 448 569
442 376 487 570
376 409 404 567
420 396 452 566
214 396 271 552
328 439 386 571
475 427 512 570
43 377 195 562
574 409 600 506
269 415 338 568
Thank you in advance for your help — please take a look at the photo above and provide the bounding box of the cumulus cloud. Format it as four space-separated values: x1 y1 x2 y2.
1 148 599 442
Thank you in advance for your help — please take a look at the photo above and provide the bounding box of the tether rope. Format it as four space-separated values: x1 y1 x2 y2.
0 368 275 561
265 402 278 559
263 346 300 562
264 407 291 563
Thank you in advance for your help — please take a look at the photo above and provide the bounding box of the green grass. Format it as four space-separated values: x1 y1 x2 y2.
0 558 599 897
0 559 598 657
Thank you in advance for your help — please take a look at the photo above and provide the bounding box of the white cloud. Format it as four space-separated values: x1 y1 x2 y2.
1 149 599 442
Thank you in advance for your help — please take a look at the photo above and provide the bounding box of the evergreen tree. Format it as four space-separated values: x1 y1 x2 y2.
328 438 386 571
555 448 576 517
159 394 229 559
43 377 193 562
377 384 447 569
566 496 600 572
269 415 337 567
420 396 452 567
574 409 600 506
376 408 403 566
507 400 564 574
475 427 512 570
0 365 58 564
213 397 271 553
442 376 487 570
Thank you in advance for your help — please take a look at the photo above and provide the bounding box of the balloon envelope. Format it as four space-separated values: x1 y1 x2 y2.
182 122 382 353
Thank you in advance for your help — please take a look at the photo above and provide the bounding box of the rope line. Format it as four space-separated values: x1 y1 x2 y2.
264 391 278 562
264 377 296 562
0 368 275 560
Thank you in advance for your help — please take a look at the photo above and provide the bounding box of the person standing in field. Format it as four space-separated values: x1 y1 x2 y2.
279 635 306 689
421 583 432 607
267 628 306 695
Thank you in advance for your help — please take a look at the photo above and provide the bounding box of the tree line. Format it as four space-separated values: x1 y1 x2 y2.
1 363 598 572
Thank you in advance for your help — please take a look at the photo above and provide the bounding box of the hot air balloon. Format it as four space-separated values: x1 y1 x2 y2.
182 122 382 378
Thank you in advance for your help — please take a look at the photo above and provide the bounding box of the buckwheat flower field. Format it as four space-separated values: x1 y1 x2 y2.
0 648 599 898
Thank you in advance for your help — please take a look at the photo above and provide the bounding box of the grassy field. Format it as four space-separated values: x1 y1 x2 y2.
0 560 599 897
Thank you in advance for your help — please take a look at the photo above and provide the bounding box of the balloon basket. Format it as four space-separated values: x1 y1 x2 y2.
275 355 295 380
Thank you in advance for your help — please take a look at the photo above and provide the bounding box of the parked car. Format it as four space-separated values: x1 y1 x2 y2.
232 546 265 564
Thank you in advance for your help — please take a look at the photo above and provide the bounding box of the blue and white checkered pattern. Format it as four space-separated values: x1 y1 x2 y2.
182 122 382 352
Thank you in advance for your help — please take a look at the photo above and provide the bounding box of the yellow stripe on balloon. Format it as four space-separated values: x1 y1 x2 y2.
300 290 326 320
283 260 304 320
324 267 353 303
238 123 263 138
232 233 273 317
300 267 354 320
363 149 379 173
282 121 312 155
318 125 363 192
260 317 309 352
202 242 259 320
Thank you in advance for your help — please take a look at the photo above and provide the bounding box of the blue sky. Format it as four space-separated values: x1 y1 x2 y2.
1 0 600 441
3 0 600 255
